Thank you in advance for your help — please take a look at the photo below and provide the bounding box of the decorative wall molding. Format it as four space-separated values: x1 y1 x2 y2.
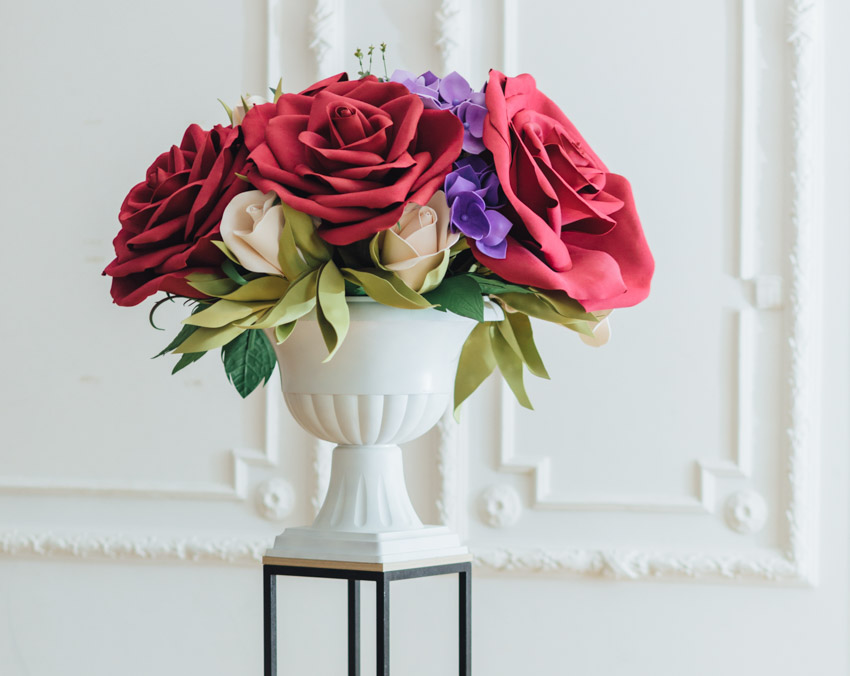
255 477 296 521
478 484 522 528
0 1 822 582
466 0 822 582
0 531 267 565
473 547 798 581
309 0 345 80
435 409 460 528
0 386 281 503
724 490 768 534
436 0 471 76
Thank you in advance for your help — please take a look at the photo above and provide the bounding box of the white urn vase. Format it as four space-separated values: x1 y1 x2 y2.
265 297 500 564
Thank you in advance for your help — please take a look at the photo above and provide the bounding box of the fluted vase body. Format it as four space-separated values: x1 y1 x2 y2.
266 298 500 563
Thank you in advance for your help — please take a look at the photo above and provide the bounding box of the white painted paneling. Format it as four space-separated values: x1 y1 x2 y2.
1 0 848 674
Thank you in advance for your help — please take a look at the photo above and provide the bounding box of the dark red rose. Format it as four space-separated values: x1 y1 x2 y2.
477 70 654 312
105 124 249 306
242 74 464 245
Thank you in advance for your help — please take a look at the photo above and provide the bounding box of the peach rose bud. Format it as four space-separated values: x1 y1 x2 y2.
220 190 285 275
379 191 458 292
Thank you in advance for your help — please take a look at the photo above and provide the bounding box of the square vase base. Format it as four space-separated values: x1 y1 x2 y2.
265 525 468 564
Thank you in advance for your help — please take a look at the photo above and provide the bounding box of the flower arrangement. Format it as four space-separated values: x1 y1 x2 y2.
105 49 654 414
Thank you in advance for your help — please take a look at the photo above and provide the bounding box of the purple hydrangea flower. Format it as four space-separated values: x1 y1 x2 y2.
391 69 487 154
444 156 512 259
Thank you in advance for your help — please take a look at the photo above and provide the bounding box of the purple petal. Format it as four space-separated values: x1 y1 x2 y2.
439 71 472 105
390 69 418 86
445 173 478 202
463 104 487 137
462 133 486 154
419 71 441 87
480 173 503 207
450 193 489 239
476 238 508 259
455 155 489 175
482 209 513 245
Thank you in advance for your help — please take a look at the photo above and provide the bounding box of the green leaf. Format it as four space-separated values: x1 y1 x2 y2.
277 212 310 281
221 259 250 286
186 274 239 297
217 98 234 124
211 240 240 264
154 304 206 357
490 324 533 410
504 313 549 380
424 275 484 321
183 299 271 328
536 290 597 321
219 275 289 302
496 292 595 334
368 232 385 270
466 274 533 296
155 323 198 358
418 249 451 294
453 322 496 419
274 321 296 344
368 233 449 294
271 78 283 103
316 261 350 361
283 202 332 266
342 268 432 309
172 351 205 374
344 280 367 296
173 322 250 354
251 269 319 328
221 330 277 398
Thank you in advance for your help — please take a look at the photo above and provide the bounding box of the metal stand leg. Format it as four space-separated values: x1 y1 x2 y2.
459 564 471 676
263 565 277 676
376 576 390 675
348 579 361 676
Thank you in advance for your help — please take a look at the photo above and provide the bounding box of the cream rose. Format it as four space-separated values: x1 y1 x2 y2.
579 316 611 347
232 95 268 126
219 190 284 275
377 191 458 292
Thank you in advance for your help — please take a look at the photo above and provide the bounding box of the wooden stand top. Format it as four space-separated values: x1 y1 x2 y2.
262 553 472 572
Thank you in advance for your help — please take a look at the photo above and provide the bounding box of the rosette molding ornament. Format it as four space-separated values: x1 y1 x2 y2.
469 0 822 582
0 0 822 581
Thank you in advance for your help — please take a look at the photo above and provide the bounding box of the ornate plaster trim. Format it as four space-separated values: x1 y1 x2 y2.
436 0 472 76
467 0 822 581
309 0 345 80
0 386 281 503
0 531 266 565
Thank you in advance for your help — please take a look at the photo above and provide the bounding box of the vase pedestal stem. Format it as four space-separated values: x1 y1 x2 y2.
314 445 422 532
266 444 467 564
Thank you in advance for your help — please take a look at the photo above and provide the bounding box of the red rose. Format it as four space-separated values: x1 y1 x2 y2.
476 70 654 312
242 74 464 245
105 124 249 306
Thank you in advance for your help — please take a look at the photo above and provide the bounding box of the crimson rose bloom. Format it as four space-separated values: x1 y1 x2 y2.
476 71 654 312
105 124 249 306
242 74 464 245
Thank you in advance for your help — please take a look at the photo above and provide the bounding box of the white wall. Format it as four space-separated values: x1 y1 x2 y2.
1 0 848 674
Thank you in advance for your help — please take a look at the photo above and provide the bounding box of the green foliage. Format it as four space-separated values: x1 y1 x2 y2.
221 330 277 398
172 351 205 375
424 275 484 321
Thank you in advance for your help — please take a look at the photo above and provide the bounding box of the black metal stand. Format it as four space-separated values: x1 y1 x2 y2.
262 556 472 676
